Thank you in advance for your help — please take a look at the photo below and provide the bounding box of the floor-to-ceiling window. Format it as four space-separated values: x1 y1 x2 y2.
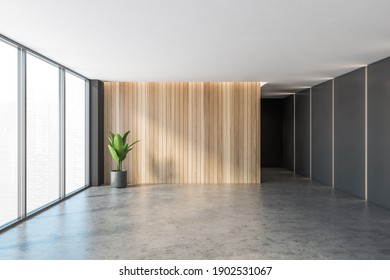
0 35 89 230
0 39 18 226
65 71 86 194
26 54 60 213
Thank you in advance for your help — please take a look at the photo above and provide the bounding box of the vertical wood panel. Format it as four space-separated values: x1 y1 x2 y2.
217 83 223 183
104 82 260 184
254 83 261 183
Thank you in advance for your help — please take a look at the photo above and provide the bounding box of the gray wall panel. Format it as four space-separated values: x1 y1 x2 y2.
334 68 365 198
312 80 333 186
295 89 310 177
261 99 283 167
368 57 390 209
282 95 294 171
90 80 104 186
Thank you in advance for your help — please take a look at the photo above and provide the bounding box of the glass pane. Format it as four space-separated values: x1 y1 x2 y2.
65 72 86 194
0 40 18 226
26 54 60 213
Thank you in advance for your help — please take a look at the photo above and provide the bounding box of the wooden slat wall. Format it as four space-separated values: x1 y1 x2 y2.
104 82 261 184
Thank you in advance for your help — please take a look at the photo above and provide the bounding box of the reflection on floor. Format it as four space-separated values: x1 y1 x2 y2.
1 168 390 259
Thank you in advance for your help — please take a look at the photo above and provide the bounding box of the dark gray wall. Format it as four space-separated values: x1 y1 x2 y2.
312 80 333 186
334 68 365 198
261 99 283 167
282 95 294 171
295 89 311 177
90 80 104 186
368 57 390 208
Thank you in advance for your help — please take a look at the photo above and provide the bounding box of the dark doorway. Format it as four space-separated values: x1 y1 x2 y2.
261 99 283 167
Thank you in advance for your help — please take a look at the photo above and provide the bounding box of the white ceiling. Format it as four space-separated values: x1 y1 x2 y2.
1 0 390 97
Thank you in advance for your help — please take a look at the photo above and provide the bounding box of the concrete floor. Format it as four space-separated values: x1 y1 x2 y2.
1 168 390 259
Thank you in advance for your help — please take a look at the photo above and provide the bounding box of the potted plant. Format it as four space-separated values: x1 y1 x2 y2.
108 131 140 188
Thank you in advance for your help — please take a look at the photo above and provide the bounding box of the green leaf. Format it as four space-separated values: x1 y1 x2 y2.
113 134 125 156
122 131 130 144
119 151 128 162
108 144 120 162
108 131 115 145
128 140 140 148
108 131 139 165
109 131 115 140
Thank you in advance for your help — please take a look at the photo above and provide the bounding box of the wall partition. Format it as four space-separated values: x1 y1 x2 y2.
104 82 261 184
0 34 89 231
367 57 390 209
311 80 332 186
282 95 294 171
334 68 365 199
295 89 311 178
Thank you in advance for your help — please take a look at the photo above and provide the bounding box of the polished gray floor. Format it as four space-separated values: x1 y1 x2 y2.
1 168 390 259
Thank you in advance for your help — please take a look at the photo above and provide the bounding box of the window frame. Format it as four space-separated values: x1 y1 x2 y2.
0 34 90 232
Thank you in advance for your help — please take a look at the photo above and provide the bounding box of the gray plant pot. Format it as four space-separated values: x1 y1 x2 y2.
110 170 127 188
